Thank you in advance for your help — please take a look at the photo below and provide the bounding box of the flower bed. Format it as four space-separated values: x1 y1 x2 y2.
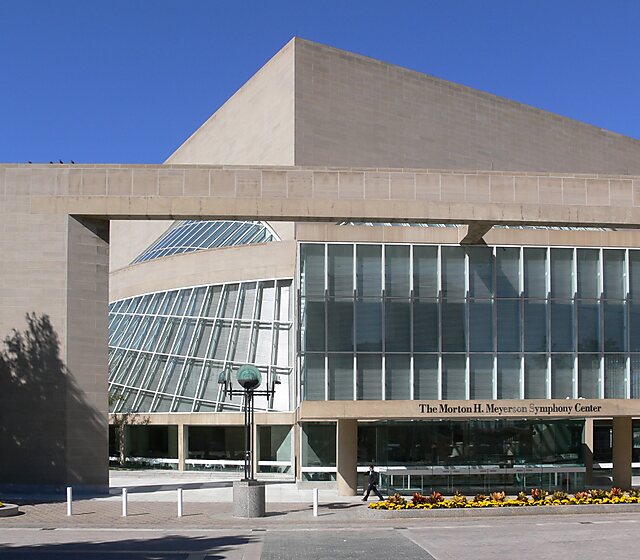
369 488 640 510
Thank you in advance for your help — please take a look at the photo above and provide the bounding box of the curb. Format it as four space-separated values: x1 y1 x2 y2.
0 504 20 518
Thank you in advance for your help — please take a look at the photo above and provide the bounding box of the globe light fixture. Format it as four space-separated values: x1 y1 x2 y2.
236 364 262 391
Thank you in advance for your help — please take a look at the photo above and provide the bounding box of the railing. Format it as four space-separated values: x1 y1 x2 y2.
109 456 179 470
376 464 586 494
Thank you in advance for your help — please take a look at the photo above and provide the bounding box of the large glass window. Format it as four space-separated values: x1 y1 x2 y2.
413 299 438 352
258 426 292 472
470 355 494 399
328 245 353 297
551 354 574 399
551 249 573 299
413 246 438 298
329 354 354 400
550 300 574 352
524 355 547 399
497 299 520 352
299 243 634 402
385 299 410 352
442 355 466 399
524 248 547 298
356 245 381 297
109 280 293 414
302 423 336 467
577 249 599 299
496 247 520 297
356 299 382 352
468 247 494 298
385 245 410 297
441 247 465 298
523 300 546 352
385 354 411 400
303 354 325 401
497 355 520 399
357 419 584 492
578 354 600 399
442 299 466 352
301 244 325 297
469 299 493 352
605 354 626 399
603 250 625 300
414 355 439 399
357 354 382 400
326 298 353 352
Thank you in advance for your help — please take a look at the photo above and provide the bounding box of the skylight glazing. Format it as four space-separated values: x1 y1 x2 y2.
132 221 278 264
340 222 608 231
108 279 293 414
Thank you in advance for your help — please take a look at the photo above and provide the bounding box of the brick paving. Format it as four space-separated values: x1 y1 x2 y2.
4 501 640 559
1 499 372 530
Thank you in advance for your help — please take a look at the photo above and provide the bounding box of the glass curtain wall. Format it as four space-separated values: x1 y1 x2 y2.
358 420 584 493
300 244 640 401
109 279 293 413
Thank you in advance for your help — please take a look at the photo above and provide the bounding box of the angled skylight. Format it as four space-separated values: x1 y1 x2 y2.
132 220 279 264
108 279 293 414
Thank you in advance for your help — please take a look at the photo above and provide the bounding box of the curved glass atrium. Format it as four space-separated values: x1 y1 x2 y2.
300 243 640 401
108 279 293 413
132 220 278 264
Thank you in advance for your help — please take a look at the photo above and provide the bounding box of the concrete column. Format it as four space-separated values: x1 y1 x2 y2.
293 423 301 481
583 418 594 485
252 422 260 477
64 217 110 489
613 416 633 488
168 426 178 460
0 200 109 491
336 419 358 496
178 425 188 471
123 425 133 459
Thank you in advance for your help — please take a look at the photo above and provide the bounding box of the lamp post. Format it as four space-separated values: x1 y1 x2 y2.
218 364 277 481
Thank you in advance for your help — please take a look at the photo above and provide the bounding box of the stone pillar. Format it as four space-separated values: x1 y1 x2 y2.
0 183 109 492
252 422 260 478
293 423 301 481
167 425 177 463
613 416 633 488
336 419 358 496
233 480 265 517
583 418 594 485
177 425 188 471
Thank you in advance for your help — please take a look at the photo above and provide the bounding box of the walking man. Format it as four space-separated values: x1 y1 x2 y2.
362 464 385 501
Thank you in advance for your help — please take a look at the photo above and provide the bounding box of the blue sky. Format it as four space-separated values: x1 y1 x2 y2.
1 0 639 163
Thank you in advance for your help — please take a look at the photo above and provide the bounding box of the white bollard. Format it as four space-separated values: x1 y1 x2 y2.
177 488 183 518
122 488 128 517
313 488 319 517
66 487 73 516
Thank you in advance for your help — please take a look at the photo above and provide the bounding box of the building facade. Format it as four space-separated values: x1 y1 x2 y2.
102 39 640 495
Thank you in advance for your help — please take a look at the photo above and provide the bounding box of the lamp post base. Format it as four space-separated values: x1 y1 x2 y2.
232 480 265 518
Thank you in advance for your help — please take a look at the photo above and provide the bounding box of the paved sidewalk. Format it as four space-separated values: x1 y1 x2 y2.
106 470 345 504
6 470 640 560
4 511 640 559
2 470 370 529
1 499 371 530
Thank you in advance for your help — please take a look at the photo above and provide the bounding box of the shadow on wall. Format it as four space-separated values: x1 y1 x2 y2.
0 313 106 489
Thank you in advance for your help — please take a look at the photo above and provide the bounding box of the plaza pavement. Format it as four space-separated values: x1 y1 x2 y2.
3 470 640 559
